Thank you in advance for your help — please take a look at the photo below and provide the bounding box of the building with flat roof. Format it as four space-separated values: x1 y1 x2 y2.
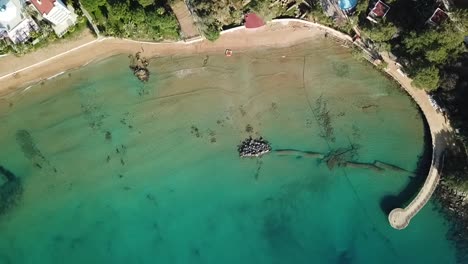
29 0 77 37
0 0 38 43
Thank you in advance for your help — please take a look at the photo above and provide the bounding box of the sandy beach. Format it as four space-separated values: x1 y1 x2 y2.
0 18 450 140
0 20 343 97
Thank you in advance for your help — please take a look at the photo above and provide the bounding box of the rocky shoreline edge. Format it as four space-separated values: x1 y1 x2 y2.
434 180 468 261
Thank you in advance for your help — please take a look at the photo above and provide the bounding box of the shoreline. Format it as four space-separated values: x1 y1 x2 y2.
0 18 452 229
0 19 349 97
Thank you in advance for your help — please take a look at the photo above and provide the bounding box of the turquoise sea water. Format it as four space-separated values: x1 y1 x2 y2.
0 40 458 263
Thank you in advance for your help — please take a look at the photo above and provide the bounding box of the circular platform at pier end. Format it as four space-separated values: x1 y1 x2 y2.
389 208 410 230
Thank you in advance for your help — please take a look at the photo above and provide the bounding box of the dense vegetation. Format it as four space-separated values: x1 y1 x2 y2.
354 0 467 91
188 0 308 41
79 0 180 40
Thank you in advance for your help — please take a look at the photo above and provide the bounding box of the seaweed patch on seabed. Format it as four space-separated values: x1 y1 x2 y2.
313 96 335 142
332 61 350 78
321 145 359 170
208 129 217 143
77 88 109 132
120 111 135 130
15 130 56 173
254 159 263 180
0 166 23 216
261 208 305 256
107 144 127 167
190 125 202 138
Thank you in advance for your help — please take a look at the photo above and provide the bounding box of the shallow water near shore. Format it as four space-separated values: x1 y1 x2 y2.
0 39 458 263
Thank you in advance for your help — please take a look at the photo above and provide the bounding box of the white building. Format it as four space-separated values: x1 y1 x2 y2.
29 0 77 37
0 0 39 43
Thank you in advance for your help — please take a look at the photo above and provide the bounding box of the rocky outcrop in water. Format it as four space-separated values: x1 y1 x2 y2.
238 137 271 157
129 52 150 82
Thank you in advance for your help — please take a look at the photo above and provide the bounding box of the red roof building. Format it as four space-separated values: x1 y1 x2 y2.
427 8 449 26
370 1 390 18
29 0 55 15
245 13 265 29
366 0 390 23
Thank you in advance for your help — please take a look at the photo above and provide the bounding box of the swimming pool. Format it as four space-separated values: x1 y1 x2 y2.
339 0 358 11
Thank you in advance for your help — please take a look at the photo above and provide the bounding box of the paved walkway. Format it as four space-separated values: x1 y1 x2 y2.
170 0 200 40
381 53 451 229
79 2 101 38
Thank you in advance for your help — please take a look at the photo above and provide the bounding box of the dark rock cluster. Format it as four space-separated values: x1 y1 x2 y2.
434 181 468 262
238 137 271 157
129 52 150 82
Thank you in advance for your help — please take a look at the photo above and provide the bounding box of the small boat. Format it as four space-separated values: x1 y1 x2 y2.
225 49 233 57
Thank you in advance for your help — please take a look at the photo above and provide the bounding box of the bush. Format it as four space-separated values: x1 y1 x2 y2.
203 24 220 41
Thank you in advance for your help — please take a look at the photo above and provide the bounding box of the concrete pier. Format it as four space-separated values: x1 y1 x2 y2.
388 158 442 229
382 52 449 230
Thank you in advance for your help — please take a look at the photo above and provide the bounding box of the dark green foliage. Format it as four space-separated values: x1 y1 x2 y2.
400 17 466 91
137 0 155 7
0 40 11 55
362 22 398 43
403 22 466 65
203 24 220 41
81 0 179 40
354 0 467 91
412 66 440 90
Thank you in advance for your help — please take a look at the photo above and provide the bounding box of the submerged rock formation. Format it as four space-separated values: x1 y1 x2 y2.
0 166 22 216
322 146 358 170
238 137 271 157
275 149 324 159
129 52 150 82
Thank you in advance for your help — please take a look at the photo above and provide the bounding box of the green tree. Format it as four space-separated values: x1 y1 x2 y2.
203 24 220 41
0 40 10 55
403 21 466 65
412 66 440 90
362 22 398 42
355 0 370 17
137 0 154 7
80 0 107 11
